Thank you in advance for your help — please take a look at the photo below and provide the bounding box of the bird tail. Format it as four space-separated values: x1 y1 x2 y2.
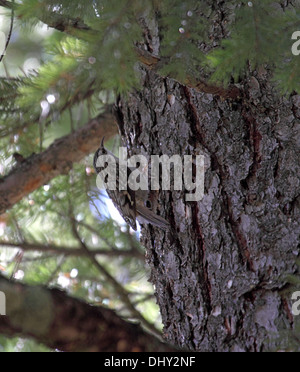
136 205 170 230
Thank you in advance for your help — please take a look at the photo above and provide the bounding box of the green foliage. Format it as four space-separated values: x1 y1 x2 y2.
0 0 298 143
16 0 102 26
0 155 160 351
158 0 208 81
207 0 300 88
17 38 86 110
0 335 51 352
0 0 299 352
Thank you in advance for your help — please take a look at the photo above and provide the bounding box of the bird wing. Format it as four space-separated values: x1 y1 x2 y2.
108 163 137 231
107 188 137 231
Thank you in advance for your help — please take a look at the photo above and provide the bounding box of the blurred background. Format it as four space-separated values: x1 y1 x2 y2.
0 7 161 352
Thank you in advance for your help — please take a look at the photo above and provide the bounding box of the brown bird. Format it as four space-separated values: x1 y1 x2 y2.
93 138 169 231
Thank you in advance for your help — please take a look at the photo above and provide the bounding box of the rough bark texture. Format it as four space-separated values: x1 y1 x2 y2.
0 275 177 352
0 108 117 215
115 3 300 352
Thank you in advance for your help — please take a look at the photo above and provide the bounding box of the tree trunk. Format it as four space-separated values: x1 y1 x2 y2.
115 7 300 351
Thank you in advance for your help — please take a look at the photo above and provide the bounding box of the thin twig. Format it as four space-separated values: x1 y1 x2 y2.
45 256 66 286
69 107 74 133
0 0 14 63
68 208 161 338
0 241 141 259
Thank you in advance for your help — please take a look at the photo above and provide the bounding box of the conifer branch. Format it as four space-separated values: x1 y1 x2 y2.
0 241 144 260
0 0 14 63
0 1 14 10
135 47 241 99
0 0 241 100
68 211 161 338
0 0 94 34
0 275 176 352
0 107 118 216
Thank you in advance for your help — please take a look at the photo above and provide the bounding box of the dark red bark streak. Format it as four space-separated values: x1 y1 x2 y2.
282 298 294 327
183 86 213 311
191 202 212 312
226 197 255 272
242 109 263 178
183 86 253 271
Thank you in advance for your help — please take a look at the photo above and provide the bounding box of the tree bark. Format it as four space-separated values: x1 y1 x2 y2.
0 275 177 352
115 6 300 351
1 0 298 353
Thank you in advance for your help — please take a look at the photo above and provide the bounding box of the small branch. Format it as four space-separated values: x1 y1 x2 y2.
0 107 117 216
135 47 241 100
45 255 66 286
69 213 161 338
0 241 143 259
0 0 241 100
0 1 14 10
123 293 155 309
0 0 92 34
55 212 145 261
0 275 176 352
0 0 14 63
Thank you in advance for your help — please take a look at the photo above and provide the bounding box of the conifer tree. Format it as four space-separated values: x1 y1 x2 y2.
0 0 299 352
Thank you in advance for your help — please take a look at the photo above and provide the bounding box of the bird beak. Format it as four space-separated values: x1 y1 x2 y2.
100 137 105 149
